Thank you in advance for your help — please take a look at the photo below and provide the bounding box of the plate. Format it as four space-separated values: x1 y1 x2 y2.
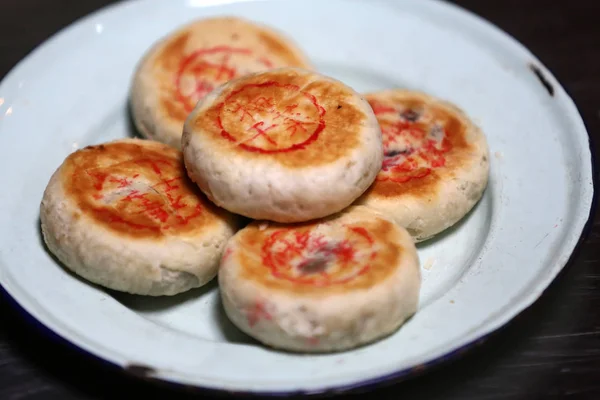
0 0 594 395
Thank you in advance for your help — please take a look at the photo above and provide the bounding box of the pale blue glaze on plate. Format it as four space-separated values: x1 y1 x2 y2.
0 0 594 395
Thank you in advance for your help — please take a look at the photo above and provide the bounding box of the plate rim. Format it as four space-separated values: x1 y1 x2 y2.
0 0 596 396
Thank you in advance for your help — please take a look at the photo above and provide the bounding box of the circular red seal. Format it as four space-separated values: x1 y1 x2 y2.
175 46 273 113
261 226 375 286
216 81 326 154
370 101 452 183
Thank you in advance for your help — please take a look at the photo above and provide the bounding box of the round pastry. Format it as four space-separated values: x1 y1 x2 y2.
355 89 490 242
182 67 383 223
130 16 314 149
39 138 240 296
218 205 421 353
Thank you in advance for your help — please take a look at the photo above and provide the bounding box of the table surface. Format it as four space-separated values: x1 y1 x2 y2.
1 0 599 399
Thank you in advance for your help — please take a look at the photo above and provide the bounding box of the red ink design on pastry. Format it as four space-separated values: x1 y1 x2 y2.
216 81 326 153
175 46 275 113
370 101 452 183
247 300 273 327
261 226 375 286
83 157 202 233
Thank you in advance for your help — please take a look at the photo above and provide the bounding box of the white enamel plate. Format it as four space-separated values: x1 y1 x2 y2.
0 0 594 395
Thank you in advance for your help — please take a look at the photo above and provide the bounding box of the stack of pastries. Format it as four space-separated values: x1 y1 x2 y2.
40 17 489 353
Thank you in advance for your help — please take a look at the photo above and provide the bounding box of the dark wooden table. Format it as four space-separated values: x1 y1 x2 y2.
1 0 598 399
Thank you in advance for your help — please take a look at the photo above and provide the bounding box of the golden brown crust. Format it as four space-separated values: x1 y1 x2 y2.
190 68 368 168
147 17 313 127
361 91 475 199
228 212 403 296
61 139 226 240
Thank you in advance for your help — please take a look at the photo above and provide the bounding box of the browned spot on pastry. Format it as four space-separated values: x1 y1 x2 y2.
257 31 305 66
154 32 190 71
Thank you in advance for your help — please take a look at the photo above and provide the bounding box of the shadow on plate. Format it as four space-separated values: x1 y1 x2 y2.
35 217 108 291
315 62 415 92
212 295 261 346
36 215 214 312
126 101 144 139
415 188 491 251
110 280 217 312
209 294 412 357
414 207 472 250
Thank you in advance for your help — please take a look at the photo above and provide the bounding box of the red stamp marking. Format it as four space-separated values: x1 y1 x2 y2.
85 157 202 233
222 247 233 262
246 300 273 327
261 226 375 286
370 101 452 183
306 337 320 346
175 46 274 113
217 81 326 153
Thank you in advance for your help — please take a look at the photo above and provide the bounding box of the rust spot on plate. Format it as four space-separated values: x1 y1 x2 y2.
529 63 554 96
124 363 157 378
